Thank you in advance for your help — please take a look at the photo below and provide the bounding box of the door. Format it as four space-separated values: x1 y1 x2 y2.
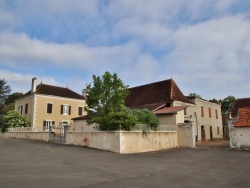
61 121 68 136
201 126 205 142
210 126 213 141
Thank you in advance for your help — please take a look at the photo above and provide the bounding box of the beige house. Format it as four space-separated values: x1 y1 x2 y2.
15 78 86 133
185 97 223 141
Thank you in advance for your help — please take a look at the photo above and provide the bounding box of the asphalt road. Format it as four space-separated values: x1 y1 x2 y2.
0 138 250 188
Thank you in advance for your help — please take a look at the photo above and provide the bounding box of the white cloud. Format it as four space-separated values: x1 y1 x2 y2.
0 32 140 72
0 69 60 93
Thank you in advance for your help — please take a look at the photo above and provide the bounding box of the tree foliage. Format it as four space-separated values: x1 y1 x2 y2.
220 96 236 114
0 79 11 103
84 72 132 130
188 93 202 99
209 95 236 115
126 108 159 130
99 111 137 131
3 110 30 128
4 92 23 105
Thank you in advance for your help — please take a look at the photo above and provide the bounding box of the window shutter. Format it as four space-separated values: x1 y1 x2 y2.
61 105 63 114
20 106 23 114
78 107 82 116
25 104 28 114
69 106 71 115
52 121 55 125
43 121 46 127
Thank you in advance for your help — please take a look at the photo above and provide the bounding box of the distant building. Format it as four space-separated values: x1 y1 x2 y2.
125 79 223 142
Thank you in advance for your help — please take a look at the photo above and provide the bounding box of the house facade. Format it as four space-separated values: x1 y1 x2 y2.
185 97 223 142
15 78 86 133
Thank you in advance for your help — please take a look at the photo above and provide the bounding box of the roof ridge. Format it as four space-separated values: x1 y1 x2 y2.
128 78 172 89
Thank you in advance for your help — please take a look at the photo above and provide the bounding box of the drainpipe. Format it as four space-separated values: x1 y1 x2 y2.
194 112 198 142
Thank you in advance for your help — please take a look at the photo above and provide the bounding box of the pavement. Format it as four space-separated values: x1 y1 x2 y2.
0 138 250 188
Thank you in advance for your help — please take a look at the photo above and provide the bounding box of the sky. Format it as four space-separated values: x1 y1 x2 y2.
1 0 250 100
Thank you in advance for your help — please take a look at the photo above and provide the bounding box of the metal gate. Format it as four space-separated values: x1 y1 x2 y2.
49 125 70 143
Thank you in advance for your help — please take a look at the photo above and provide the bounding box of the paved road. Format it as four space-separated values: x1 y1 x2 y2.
0 138 250 188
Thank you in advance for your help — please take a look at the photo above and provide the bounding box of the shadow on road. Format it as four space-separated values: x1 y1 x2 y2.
195 140 230 148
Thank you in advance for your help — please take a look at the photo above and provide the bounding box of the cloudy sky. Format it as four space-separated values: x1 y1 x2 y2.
1 0 250 100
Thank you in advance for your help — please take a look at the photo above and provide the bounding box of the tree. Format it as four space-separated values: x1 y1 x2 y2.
220 96 236 114
3 110 30 128
84 72 132 130
209 98 219 104
4 92 23 105
188 93 202 99
0 79 11 103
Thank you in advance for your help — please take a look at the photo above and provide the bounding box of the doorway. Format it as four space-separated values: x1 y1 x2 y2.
210 126 213 141
201 126 205 141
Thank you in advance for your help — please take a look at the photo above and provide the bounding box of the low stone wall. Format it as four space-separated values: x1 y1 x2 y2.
66 131 178 154
0 132 49 142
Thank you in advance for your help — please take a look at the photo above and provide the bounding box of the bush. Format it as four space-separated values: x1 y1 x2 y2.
99 111 137 131
4 110 30 128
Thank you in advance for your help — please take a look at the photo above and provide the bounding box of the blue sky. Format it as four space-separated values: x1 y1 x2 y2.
1 0 250 100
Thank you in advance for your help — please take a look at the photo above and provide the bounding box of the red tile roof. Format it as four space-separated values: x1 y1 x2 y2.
231 98 250 118
234 108 250 127
21 83 85 100
125 79 190 111
154 106 188 115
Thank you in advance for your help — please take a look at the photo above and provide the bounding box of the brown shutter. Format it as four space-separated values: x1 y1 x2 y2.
43 121 46 127
25 104 28 114
69 106 71 115
61 105 63 114
52 121 55 125
78 107 82 116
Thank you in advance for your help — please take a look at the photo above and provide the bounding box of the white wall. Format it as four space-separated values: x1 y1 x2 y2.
231 127 250 149
0 132 49 141
66 131 179 154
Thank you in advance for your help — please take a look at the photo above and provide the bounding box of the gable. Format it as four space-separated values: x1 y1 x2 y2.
125 79 190 110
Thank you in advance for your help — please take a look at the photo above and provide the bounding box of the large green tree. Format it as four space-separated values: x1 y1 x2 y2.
84 72 134 130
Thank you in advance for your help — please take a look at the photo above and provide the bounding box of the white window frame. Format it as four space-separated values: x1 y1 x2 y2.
63 105 69 115
45 120 53 131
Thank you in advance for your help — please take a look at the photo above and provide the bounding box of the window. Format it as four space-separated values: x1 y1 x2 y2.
78 107 83 116
25 103 28 114
18 105 23 115
43 120 55 131
217 126 220 135
184 108 187 115
208 108 212 118
47 103 53 114
215 109 218 119
61 105 71 115
201 106 204 117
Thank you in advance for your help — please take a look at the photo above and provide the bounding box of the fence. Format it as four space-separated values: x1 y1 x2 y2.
7 127 37 132
132 124 176 132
